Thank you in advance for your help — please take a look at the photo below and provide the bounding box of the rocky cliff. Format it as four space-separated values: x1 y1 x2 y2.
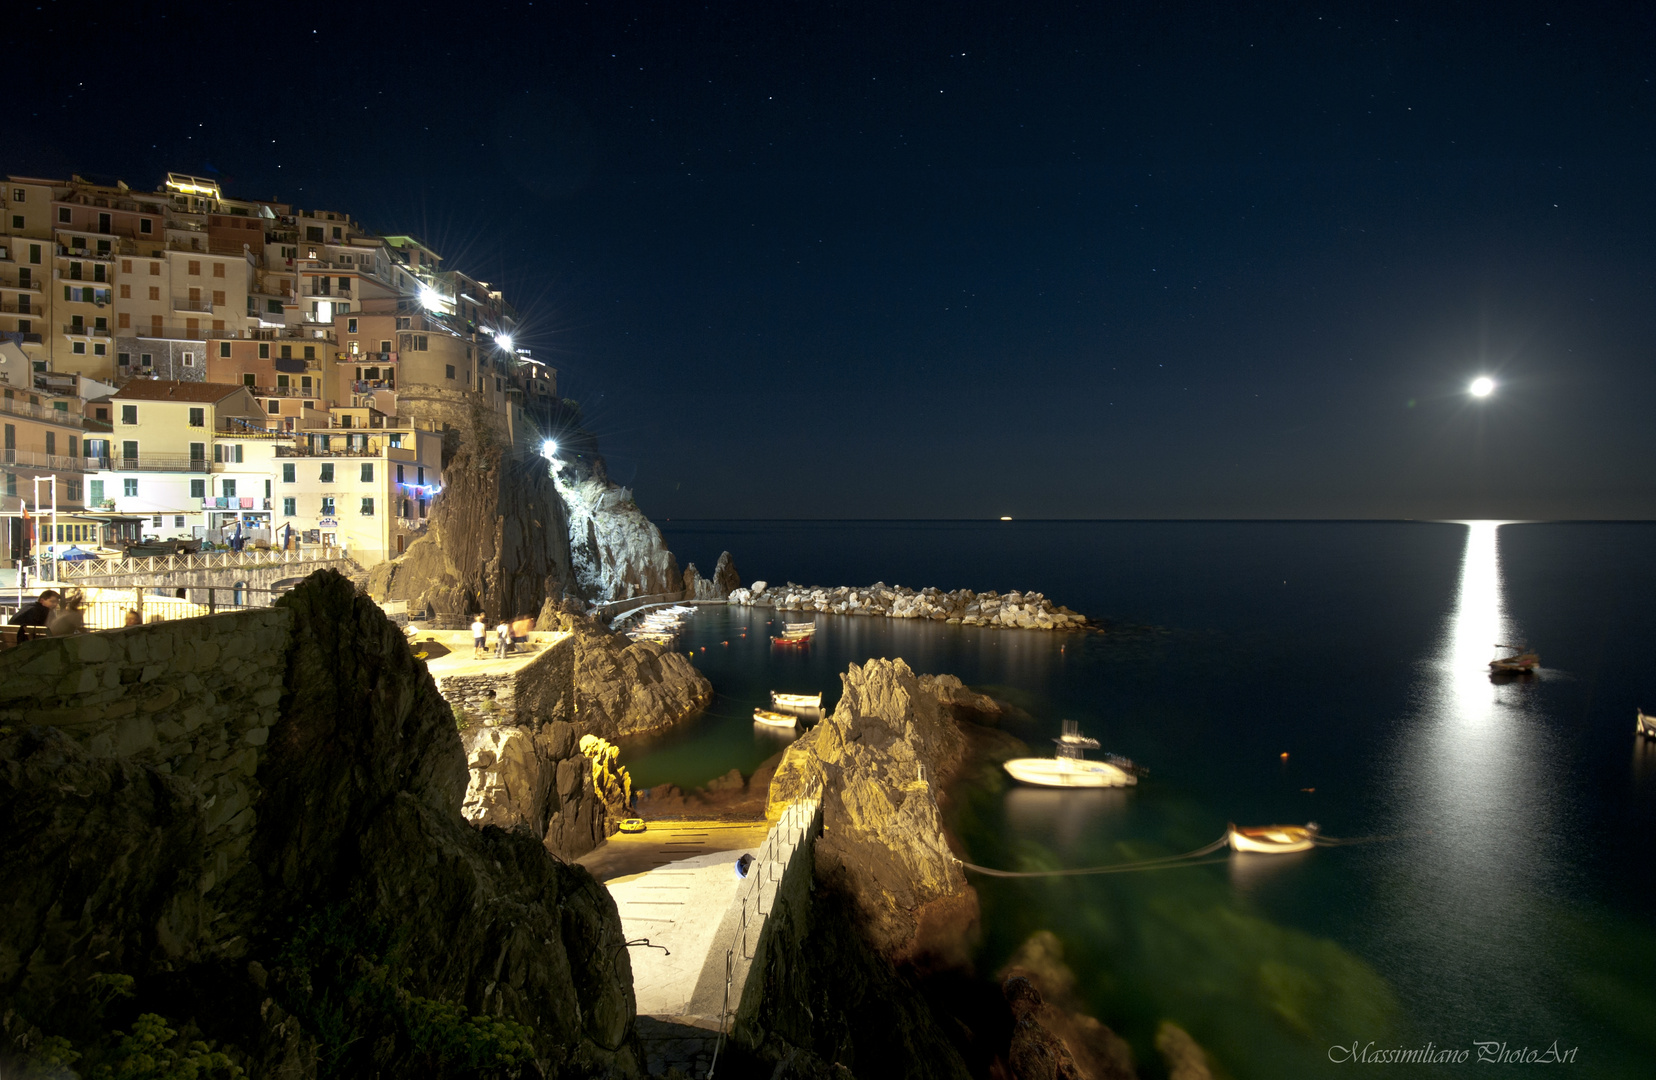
0 572 641 1078
555 473 681 601
533 604 713 739
767 659 987 963
367 413 575 624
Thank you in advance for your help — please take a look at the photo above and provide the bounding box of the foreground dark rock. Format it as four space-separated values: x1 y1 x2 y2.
0 571 640 1078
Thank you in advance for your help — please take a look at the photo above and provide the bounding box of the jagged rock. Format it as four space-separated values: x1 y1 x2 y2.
768 659 975 961
1000 932 1137 1080
559 475 681 601
0 571 642 1077
536 602 713 738
1155 1022 1217 1080
712 551 742 595
681 563 724 601
731 580 1085 630
367 417 573 624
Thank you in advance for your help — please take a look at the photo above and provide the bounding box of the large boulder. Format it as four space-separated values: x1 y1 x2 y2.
535 603 713 738
712 551 742 596
768 659 975 961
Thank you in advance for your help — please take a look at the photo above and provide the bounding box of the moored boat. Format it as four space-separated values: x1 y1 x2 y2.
1638 709 1656 740
754 708 799 728
772 691 822 709
1002 720 1138 788
1227 823 1318 853
1489 644 1539 674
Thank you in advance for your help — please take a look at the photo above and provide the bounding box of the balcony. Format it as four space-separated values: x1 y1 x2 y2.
200 497 274 511
62 324 113 338
0 396 87 425
260 385 321 398
54 244 116 261
136 325 246 341
89 455 213 473
0 277 43 292
173 298 214 313
0 301 36 314
1 449 93 472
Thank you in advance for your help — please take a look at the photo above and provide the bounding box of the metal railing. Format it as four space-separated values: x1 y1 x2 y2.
707 775 824 1077
62 324 113 338
88 455 213 473
0 396 87 424
0 449 93 472
173 299 213 313
55 546 356 580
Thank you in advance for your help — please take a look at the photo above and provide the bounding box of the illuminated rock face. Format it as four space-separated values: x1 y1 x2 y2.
558 474 682 601
768 658 980 961
534 606 714 739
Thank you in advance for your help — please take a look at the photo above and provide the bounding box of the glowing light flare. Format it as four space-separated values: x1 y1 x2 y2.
495 334 514 352
1469 376 1495 398
418 286 444 311
541 439 559 459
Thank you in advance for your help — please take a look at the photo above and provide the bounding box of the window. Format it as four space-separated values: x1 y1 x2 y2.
72 342 86 355
347 317 358 333
306 226 324 242
267 298 282 313
320 463 334 483
258 343 270 358
149 261 160 275
182 352 194 367
445 364 455 380
187 260 200 275
222 479 236 498
90 480 103 503
280 345 291 359
68 436 77 457
94 343 106 356
123 478 138 497
282 463 295 483
395 317 411 330
379 340 391 353
243 374 256 388
303 401 314 410
265 478 271 498
213 263 225 278
190 479 205 499
152 515 162 528
140 353 153 368
283 497 296 515
188 407 204 427
218 341 231 358
140 218 152 234
213 290 225 306
149 286 160 300
360 462 374 482
320 496 335 516
268 400 280 414
175 515 185 527
120 284 131 298
303 345 316 360
58 207 70 223
360 497 375 515
189 441 205 461
417 467 425 485
10 188 21 201
121 404 137 425
410 334 428 351
29 244 41 264
45 432 54 455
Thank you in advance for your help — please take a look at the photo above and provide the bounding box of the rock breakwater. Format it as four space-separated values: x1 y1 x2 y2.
730 580 1086 629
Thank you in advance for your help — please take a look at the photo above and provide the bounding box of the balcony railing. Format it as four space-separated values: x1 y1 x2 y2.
135 325 244 341
0 302 35 314
89 455 213 473
63 324 113 338
0 278 43 292
0 449 93 472
173 299 214 313
0 396 86 425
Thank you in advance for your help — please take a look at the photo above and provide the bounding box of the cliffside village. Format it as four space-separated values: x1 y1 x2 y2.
1 171 557 570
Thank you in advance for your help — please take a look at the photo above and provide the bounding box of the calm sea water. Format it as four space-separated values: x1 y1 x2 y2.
641 520 1656 1078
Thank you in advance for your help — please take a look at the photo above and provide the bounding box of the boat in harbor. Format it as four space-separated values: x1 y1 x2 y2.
753 708 799 728
1489 644 1539 675
784 621 816 633
1002 720 1137 788
1228 823 1319 854
1638 709 1656 740
771 691 823 710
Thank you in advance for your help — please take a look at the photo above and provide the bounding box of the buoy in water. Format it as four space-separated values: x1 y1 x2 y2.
1280 752 1290 759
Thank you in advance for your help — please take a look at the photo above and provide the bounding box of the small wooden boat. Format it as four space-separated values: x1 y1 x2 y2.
1228 823 1318 854
617 818 647 834
1489 644 1539 674
784 621 816 632
754 708 799 729
1638 709 1656 740
771 634 810 646
1003 720 1137 788
771 691 822 709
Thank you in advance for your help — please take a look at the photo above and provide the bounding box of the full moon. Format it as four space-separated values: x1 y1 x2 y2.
1469 376 1495 397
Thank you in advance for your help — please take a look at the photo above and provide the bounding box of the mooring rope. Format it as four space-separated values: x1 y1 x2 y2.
956 835 1231 878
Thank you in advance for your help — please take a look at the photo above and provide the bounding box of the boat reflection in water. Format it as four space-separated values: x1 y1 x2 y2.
1003 786 1131 854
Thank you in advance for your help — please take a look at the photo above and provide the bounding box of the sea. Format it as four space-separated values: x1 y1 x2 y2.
638 520 1656 1079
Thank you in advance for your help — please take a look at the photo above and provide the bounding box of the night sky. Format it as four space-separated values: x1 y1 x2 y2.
11 2 1654 519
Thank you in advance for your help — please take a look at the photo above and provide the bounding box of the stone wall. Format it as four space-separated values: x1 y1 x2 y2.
0 607 292 911
432 632 575 729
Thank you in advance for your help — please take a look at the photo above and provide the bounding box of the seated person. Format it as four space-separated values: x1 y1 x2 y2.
8 590 61 629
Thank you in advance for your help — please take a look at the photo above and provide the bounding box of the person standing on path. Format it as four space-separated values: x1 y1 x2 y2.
471 614 487 658
495 620 511 659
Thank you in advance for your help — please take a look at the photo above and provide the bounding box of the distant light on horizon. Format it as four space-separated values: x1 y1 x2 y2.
1000 515 1013 521
1470 376 1496 398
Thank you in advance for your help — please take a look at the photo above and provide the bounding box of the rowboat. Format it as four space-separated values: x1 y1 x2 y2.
1638 709 1656 740
754 708 799 729
1002 720 1138 789
771 691 823 709
771 633 811 646
1489 644 1539 674
1228 823 1318 854
784 621 816 632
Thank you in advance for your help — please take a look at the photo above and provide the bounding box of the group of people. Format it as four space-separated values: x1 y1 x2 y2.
470 614 534 659
6 590 144 637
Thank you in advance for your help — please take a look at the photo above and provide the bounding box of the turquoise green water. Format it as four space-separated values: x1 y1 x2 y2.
632 521 1656 1077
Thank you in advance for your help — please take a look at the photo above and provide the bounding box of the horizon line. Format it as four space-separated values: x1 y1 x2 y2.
654 517 1656 524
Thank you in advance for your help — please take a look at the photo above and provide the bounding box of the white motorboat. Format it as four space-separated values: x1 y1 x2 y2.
753 708 799 728
1002 720 1137 789
1638 709 1656 740
1227 823 1319 854
771 691 823 709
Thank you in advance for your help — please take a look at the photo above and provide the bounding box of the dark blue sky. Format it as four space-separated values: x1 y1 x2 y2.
12 1 1655 518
